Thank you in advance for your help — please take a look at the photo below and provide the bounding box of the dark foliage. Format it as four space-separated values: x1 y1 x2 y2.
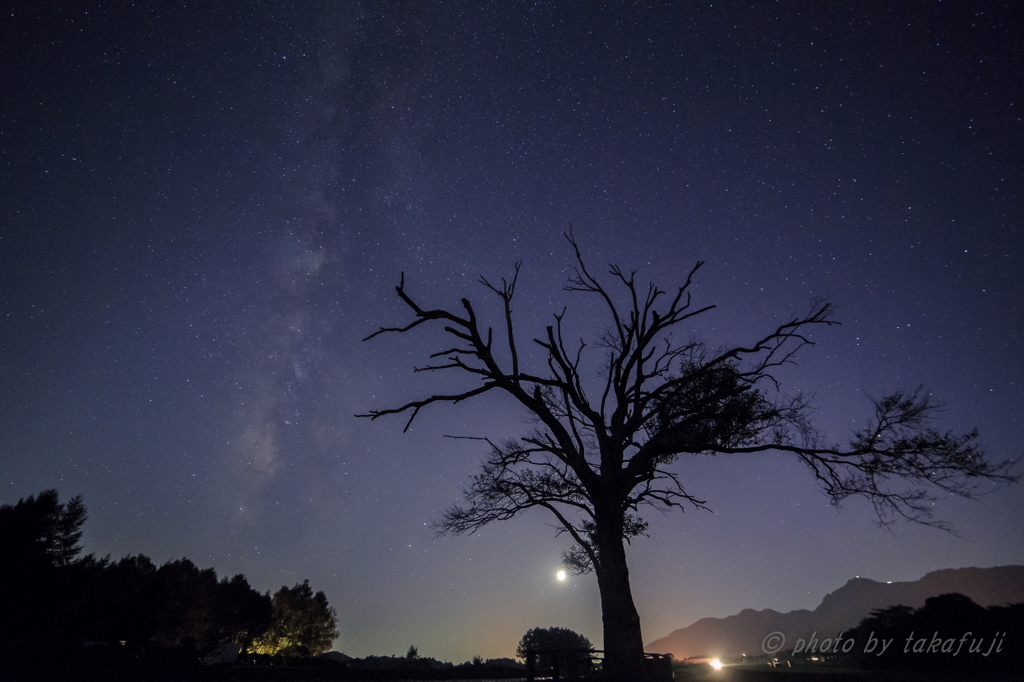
0 489 312 672
847 593 1024 672
517 626 595 676
0 489 88 641
251 580 339 656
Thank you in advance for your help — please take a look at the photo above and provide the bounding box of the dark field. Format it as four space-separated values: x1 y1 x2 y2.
3 659 1022 682
674 661 1020 682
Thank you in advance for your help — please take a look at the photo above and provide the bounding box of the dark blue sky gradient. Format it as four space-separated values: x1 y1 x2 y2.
2 1 1022 663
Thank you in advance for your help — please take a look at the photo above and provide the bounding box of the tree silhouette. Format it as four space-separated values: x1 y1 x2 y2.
0 489 86 568
517 626 594 676
216 573 274 647
249 580 338 656
848 594 1024 672
90 554 159 646
151 558 222 649
0 489 88 640
0 489 275 667
360 232 1018 680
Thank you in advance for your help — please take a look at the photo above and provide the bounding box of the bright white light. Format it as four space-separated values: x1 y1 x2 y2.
710 659 722 670
556 570 567 581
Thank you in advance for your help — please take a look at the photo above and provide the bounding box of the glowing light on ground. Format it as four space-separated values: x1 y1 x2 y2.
711 659 722 670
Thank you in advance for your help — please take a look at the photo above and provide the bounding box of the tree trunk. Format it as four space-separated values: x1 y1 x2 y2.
594 516 645 681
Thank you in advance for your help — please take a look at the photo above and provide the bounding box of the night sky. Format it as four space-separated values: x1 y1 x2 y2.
2 1 1022 664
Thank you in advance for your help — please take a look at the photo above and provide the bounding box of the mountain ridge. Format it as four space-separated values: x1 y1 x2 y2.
644 565 1024 659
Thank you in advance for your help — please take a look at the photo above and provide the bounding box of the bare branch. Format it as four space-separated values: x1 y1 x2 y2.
356 384 499 432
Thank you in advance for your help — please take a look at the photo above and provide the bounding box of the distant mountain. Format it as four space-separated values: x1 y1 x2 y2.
645 565 1024 660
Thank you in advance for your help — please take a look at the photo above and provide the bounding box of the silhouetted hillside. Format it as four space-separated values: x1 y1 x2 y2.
645 565 1024 659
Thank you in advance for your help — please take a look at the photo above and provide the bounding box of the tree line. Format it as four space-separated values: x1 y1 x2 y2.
846 593 1024 673
0 489 337 661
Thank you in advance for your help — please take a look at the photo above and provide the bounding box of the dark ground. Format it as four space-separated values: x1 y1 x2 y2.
3 665 1021 682
673 661 1021 682
1 650 1020 682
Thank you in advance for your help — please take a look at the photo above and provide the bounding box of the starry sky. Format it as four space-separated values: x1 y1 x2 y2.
2 0 1022 665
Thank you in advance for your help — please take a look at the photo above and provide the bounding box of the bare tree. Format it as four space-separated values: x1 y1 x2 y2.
359 233 1017 680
